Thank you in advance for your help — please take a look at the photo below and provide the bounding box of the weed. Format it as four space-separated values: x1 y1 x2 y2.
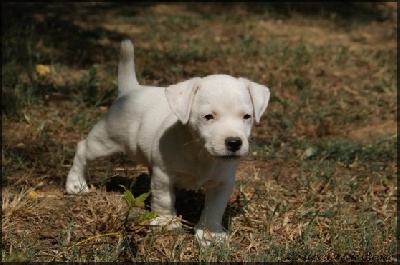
122 187 157 227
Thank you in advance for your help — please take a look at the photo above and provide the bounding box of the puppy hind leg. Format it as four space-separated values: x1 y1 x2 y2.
66 121 123 194
66 140 90 194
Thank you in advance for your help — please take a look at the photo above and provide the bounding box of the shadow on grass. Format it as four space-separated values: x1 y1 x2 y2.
2 3 142 67
2 2 392 80
102 173 240 230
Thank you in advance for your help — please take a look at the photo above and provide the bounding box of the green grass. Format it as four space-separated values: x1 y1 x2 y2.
2 2 397 262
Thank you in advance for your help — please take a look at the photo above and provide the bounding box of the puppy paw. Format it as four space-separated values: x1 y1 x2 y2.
65 179 89 194
195 227 228 247
150 215 182 231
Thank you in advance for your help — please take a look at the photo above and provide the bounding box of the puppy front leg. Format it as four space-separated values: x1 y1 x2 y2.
195 179 235 245
149 167 181 230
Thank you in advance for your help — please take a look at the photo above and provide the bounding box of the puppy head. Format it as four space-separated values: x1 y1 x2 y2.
166 75 270 160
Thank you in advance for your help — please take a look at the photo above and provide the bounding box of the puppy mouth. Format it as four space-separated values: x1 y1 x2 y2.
213 154 243 162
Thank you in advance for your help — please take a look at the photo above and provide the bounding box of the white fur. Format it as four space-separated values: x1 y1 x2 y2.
66 40 270 245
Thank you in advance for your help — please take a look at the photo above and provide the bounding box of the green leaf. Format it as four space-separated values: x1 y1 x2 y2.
123 190 135 208
148 211 158 219
135 210 158 224
133 192 150 207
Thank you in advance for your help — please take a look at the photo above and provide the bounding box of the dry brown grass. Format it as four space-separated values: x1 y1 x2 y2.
2 2 397 262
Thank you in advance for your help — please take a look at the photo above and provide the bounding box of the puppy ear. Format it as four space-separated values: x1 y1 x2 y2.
239 77 270 123
165 77 201 124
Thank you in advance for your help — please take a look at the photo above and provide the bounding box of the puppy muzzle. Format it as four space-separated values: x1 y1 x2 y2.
210 136 248 161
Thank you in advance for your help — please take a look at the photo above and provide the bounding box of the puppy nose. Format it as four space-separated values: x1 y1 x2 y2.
225 137 243 152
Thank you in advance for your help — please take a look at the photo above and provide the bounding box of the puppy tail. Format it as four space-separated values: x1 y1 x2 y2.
118 39 139 96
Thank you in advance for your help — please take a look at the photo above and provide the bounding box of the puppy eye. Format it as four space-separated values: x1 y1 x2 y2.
204 114 214 121
243 114 252 120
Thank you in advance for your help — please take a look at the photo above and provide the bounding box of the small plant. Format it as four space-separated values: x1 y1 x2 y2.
122 188 158 228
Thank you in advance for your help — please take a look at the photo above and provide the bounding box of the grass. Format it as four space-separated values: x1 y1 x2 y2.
1 2 397 262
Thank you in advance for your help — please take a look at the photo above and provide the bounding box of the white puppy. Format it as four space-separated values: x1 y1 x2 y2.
66 40 270 245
